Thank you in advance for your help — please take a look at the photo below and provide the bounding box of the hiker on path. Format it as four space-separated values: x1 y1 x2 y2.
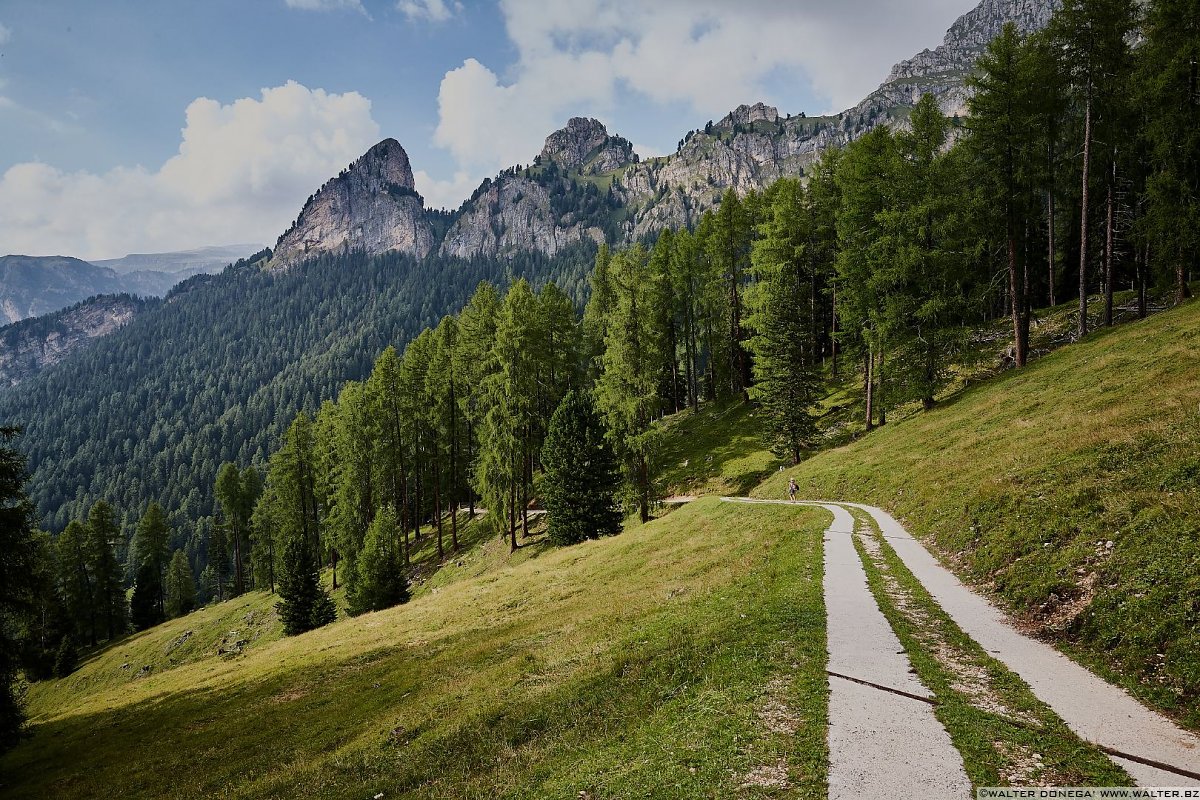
788 478 798 502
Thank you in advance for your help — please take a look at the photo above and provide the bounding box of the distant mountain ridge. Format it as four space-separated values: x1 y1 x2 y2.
0 244 261 325
91 244 263 275
253 0 1059 268
0 0 1062 531
0 294 153 386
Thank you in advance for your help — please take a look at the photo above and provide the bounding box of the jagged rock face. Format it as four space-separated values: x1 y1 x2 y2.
538 117 635 176
270 138 435 269
719 102 781 128
438 176 606 260
0 295 146 386
607 0 1059 238
890 0 1060 81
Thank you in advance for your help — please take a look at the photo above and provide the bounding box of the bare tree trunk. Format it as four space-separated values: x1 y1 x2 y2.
1008 221 1028 367
434 462 444 561
1104 175 1115 327
831 287 839 381
638 453 650 523
876 348 886 427
1178 247 1194 305
1137 241 1148 319
1079 97 1093 337
508 475 517 553
863 346 874 432
1048 190 1057 308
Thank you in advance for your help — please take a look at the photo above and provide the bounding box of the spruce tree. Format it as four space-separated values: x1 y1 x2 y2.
747 179 823 463
0 427 38 755
130 561 164 631
542 391 623 546
275 535 336 636
347 506 409 615
85 501 127 641
164 550 196 618
130 502 171 620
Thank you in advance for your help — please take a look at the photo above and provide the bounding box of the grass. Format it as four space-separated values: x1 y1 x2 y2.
756 298 1200 730
655 401 783 497
1 499 829 799
848 508 1130 788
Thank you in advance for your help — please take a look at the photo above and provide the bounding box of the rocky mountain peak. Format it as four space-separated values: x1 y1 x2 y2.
348 137 418 192
718 102 780 128
538 117 635 175
269 138 434 269
887 0 1060 81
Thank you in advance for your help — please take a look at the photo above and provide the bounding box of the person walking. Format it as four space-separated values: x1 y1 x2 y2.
788 477 799 502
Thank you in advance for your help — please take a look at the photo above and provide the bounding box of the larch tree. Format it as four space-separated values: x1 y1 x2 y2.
596 246 664 523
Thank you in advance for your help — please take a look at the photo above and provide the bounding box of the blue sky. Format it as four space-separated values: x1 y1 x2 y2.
0 0 974 259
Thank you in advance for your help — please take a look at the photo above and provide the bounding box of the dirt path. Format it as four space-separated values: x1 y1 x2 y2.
721 496 1200 789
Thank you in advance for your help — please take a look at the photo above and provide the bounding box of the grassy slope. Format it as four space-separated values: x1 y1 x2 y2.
2 499 828 799
656 402 782 497
756 299 1200 729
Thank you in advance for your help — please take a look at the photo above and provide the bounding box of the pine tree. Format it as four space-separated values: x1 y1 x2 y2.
275 534 336 636
542 390 623 545
968 23 1039 366
130 561 164 631
347 506 410 615
130 502 171 620
85 501 127 641
164 550 196 618
215 463 251 595
54 520 93 645
0 427 38 755
596 246 664 523
1137 0 1199 304
747 179 823 463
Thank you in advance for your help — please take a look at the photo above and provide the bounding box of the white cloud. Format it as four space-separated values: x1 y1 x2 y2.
397 0 461 22
0 81 381 259
413 168 484 212
430 0 971 184
283 0 368 14
0 22 11 46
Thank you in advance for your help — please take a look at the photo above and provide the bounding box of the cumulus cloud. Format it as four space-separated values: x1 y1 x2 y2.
412 168 482 212
431 0 970 179
397 0 461 22
0 81 381 259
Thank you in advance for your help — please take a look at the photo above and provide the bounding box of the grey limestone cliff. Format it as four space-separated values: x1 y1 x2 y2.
0 295 149 386
270 138 435 269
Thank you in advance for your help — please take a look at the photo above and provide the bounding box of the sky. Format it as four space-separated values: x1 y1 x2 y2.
0 0 975 260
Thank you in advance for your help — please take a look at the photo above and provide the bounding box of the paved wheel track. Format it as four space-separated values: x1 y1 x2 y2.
720 497 1200 791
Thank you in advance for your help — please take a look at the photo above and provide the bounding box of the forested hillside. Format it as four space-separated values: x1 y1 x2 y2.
0 245 597 533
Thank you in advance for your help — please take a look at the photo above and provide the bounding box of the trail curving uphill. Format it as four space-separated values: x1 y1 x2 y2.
721 497 1200 791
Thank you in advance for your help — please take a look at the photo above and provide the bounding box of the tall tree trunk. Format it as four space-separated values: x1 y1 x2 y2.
434 461 444 561
1047 189 1057 307
466 419 476 518
508 474 517 553
830 287 839 381
331 550 338 591
1104 174 1115 327
863 345 874 432
876 348 886 427
1137 241 1148 319
1177 246 1194 305
1007 219 1028 367
520 426 530 540
1078 97 1093 337
638 453 650 524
